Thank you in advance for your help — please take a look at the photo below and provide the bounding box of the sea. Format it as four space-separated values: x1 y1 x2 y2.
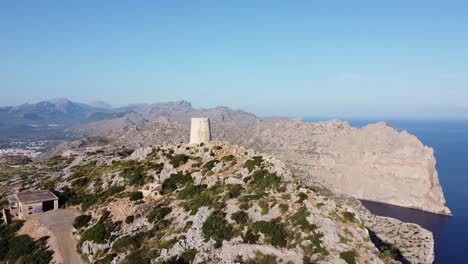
304 118 468 264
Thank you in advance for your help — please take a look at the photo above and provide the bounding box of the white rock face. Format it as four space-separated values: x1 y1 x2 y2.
190 118 211 144
311 122 451 215
218 120 451 215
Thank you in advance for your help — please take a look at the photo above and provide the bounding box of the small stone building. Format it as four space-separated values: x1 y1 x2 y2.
7 190 59 220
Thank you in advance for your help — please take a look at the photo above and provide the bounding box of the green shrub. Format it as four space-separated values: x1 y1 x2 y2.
303 232 328 256
73 215 92 229
246 252 278 264
243 229 260 244
180 183 225 214
101 186 125 198
81 186 125 211
0 238 7 259
122 250 150 264
5 235 36 261
144 162 164 172
226 184 243 199
258 201 269 215
0 220 23 240
202 211 234 248
160 238 177 249
130 191 143 201
81 222 110 243
121 165 145 186
55 187 83 207
248 169 281 193
18 249 53 264
340 250 357 264
147 206 172 223
279 204 289 214
203 160 219 171
162 172 193 194
112 234 142 253
342 211 355 223
315 202 325 208
125 215 135 224
296 192 308 203
72 177 89 188
291 206 317 232
179 249 198 263
81 195 98 211
243 156 263 172
186 194 211 214
252 219 287 247
169 154 189 168
221 155 236 162
70 161 103 180
178 184 207 200
0 234 53 264
231 211 249 225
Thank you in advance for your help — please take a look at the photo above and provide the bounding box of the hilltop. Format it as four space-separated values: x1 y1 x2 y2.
1 142 433 263
54 103 450 215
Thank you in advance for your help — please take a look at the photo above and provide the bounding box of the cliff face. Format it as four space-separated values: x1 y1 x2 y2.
212 120 451 215
324 122 450 215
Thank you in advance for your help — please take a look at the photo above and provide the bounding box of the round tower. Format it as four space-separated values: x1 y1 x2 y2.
190 118 211 144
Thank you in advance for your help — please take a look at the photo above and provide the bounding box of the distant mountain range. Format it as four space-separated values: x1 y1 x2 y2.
0 98 259 139
0 98 118 126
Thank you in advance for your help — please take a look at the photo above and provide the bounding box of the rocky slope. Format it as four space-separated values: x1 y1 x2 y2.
1 142 434 263
213 120 451 215
72 113 450 215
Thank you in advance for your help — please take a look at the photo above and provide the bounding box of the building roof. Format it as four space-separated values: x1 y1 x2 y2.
15 190 58 204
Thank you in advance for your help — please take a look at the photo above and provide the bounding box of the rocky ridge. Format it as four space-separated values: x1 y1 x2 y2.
1 142 434 263
71 113 450 215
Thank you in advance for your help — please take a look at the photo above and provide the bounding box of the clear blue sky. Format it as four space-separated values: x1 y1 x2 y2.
1 1 467 118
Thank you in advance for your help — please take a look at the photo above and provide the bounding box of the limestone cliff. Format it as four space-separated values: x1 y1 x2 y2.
214 120 451 215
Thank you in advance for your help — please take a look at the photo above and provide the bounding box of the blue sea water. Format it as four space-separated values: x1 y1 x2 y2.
304 118 468 264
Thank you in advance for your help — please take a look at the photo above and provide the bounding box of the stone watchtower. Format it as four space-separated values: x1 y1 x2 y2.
190 118 211 144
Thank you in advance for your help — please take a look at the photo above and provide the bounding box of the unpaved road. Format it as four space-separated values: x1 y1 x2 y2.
36 209 84 264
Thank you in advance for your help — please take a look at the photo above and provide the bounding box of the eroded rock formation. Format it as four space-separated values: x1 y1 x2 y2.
215 120 451 215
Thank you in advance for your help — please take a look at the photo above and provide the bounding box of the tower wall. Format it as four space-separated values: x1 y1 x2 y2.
190 118 211 144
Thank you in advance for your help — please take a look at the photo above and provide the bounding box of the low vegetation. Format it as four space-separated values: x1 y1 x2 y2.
130 191 144 201
73 215 92 229
340 250 357 264
0 143 395 264
202 211 234 248
252 219 287 247
0 221 53 264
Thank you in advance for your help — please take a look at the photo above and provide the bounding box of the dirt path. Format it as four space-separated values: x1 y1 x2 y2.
35 209 84 264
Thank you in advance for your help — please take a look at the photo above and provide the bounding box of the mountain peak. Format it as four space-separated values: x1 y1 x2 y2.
47 98 73 105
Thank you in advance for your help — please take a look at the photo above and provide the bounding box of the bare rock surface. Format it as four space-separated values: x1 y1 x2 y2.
214 119 450 215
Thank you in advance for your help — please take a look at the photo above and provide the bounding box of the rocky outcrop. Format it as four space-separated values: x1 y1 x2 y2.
3 139 437 263
67 142 414 263
212 120 451 215
94 115 450 215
